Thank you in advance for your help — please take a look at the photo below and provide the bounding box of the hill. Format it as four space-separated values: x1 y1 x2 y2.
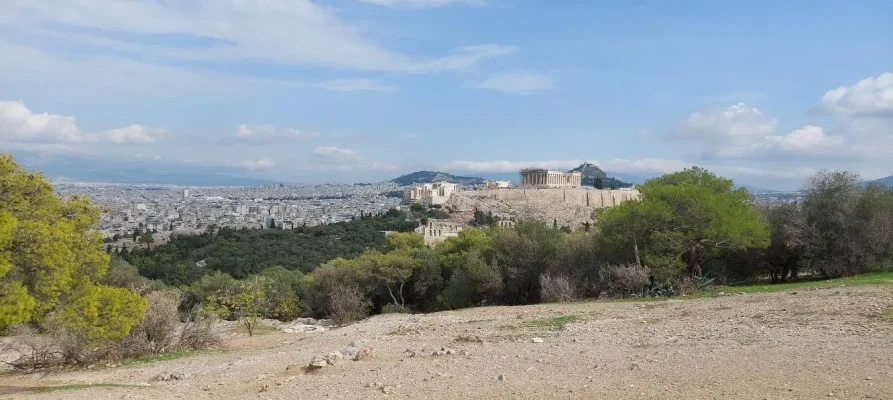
569 163 633 188
13 151 279 186
3 283 890 398
867 175 893 186
391 171 486 186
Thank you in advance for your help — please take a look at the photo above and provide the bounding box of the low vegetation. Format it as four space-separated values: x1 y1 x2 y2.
2 152 892 371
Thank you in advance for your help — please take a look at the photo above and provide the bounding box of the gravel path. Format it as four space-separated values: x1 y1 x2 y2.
2 284 892 399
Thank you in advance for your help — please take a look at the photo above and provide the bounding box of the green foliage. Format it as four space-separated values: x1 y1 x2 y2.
597 167 769 279
383 232 425 252
257 266 303 320
205 276 268 336
124 209 416 285
54 283 148 341
0 154 145 340
492 221 565 304
800 171 893 276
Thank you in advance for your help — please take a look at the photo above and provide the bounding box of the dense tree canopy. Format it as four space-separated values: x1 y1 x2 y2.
124 209 418 285
597 167 769 279
0 154 146 337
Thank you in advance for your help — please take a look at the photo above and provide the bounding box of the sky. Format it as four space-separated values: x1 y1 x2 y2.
0 0 891 190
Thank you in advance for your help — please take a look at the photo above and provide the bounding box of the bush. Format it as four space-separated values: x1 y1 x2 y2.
327 285 371 325
381 304 410 314
539 274 577 303
599 264 649 298
176 309 220 350
124 290 182 355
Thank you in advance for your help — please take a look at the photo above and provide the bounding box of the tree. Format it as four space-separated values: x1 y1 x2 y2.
799 171 893 276
492 221 565 304
597 167 769 279
383 232 425 252
206 276 267 336
0 154 146 338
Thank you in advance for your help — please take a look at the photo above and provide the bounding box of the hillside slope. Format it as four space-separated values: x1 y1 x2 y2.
3 284 892 399
391 171 486 186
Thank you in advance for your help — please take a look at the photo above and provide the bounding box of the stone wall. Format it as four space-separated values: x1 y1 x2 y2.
444 187 640 229
469 188 640 207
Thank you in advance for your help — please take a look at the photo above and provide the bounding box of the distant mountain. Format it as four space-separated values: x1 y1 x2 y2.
568 163 634 188
391 171 486 186
12 151 279 186
867 175 893 187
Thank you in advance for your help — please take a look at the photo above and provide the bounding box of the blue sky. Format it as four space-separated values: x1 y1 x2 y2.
1 0 891 189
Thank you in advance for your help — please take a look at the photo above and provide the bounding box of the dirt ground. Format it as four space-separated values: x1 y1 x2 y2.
2 284 893 400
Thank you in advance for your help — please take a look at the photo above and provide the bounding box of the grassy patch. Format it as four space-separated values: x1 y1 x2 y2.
0 370 17 377
118 349 225 367
36 383 141 393
500 315 581 331
692 272 893 298
232 323 278 336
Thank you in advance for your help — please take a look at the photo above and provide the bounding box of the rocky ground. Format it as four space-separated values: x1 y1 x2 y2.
2 284 893 399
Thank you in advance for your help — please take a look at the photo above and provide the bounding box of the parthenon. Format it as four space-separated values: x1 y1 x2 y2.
520 168 582 188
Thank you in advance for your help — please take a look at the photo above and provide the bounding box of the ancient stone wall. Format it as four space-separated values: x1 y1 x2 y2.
443 188 640 230
468 188 640 208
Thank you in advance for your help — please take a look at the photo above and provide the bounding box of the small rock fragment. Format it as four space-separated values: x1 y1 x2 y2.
497 374 507 382
532 337 544 343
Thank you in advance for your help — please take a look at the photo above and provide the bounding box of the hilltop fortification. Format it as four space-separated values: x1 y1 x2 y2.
444 187 640 229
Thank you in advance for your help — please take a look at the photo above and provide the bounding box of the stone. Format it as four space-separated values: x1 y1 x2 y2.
326 351 343 365
432 347 456 356
309 355 329 368
154 370 187 381
497 374 507 382
342 346 361 360
355 347 375 361
532 337 544 343
381 385 394 394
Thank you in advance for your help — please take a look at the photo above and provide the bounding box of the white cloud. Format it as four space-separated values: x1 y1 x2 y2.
229 124 318 144
101 125 168 144
242 158 275 170
445 159 583 172
0 41 289 97
312 79 397 92
597 158 691 175
283 129 320 139
758 125 845 158
312 146 362 164
443 157 811 180
676 103 778 145
359 0 485 8
676 103 870 159
236 124 277 139
468 71 555 94
0 100 91 143
3 1 513 74
0 100 165 145
821 72 893 116
636 129 650 138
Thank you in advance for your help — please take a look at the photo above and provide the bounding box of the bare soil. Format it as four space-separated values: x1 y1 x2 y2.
3 284 893 399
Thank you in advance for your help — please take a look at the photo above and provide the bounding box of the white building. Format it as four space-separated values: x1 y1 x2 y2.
485 180 511 188
519 168 582 188
403 182 458 205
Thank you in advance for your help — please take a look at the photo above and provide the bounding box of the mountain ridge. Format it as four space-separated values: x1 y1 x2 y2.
391 171 486 186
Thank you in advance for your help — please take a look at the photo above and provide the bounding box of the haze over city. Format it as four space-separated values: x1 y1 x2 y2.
1 0 891 190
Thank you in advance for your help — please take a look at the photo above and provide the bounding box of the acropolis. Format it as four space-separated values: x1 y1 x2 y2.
520 168 582 188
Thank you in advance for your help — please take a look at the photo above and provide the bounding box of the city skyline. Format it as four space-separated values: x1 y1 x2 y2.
1 0 892 190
